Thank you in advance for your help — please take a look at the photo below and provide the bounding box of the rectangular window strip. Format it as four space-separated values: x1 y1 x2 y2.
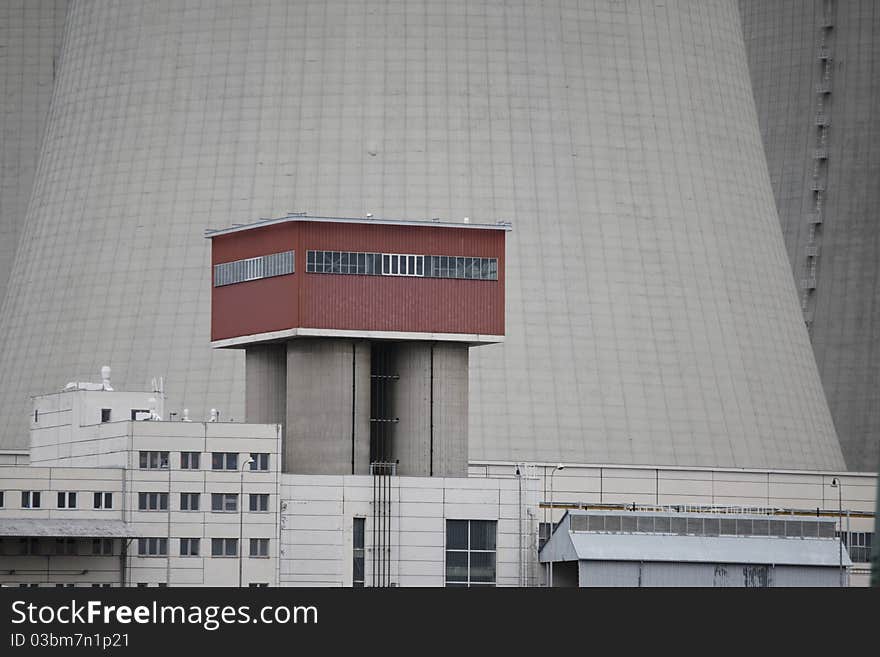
306 251 497 280
214 250 294 287
307 250 382 275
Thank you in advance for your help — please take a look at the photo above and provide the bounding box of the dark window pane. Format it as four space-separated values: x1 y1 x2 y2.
445 551 469 582
469 552 496 583
470 521 496 550
446 520 468 549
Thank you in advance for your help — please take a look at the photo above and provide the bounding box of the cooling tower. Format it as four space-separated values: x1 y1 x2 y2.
0 0 68 305
740 0 880 471
0 0 846 470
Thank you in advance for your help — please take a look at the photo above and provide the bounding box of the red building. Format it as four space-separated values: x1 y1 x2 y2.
207 216 510 478
209 216 508 347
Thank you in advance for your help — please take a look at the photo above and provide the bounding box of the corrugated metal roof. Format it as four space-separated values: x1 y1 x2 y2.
0 519 137 538
544 532 850 567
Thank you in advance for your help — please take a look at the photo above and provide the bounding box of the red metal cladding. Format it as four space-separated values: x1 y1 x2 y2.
210 219 505 343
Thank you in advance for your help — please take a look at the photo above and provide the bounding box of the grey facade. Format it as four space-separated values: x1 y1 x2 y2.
0 1 846 471
740 0 880 472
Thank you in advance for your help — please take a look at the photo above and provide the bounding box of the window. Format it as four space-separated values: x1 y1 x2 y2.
211 538 238 557
55 583 76 588
249 538 269 557
249 583 269 588
211 493 238 512
249 453 270 471
180 493 200 511
21 491 41 508
426 255 498 280
214 251 294 287
93 492 113 509
139 451 169 469
212 452 238 470
249 494 269 512
91 584 113 588
57 492 77 509
180 538 200 557
382 253 424 277
54 539 76 555
180 452 200 469
843 532 873 563
445 520 497 587
137 538 168 556
131 409 151 421
138 492 169 511
353 517 365 588
92 539 113 556
19 538 40 555
0 491 4 507
136 583 148 588
306 250 381 275
101 408 111 423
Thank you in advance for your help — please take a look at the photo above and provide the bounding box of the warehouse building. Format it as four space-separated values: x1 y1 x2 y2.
540 509 850 587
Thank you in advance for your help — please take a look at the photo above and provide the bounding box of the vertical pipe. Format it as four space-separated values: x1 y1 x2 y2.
429 343 434 477
351 342 356 475
371 471 376 587
378 468 383 586
517 465 522 586
166 464 172 586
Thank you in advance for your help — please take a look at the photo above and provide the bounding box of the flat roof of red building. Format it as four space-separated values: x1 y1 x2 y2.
205 214 513 239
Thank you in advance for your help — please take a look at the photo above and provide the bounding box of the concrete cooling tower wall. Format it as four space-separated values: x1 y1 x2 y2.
0 0 845 470
741 0 880 471
0 0 68 305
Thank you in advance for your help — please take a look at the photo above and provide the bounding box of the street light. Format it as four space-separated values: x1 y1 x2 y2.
548 464 565 587
830 477 844 587
239 456 255 587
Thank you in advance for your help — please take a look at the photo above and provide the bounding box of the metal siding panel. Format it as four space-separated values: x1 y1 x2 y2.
579 561 641 587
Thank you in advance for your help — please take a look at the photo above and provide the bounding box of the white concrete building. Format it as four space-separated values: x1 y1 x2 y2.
1 377 541 588
0 374 873 588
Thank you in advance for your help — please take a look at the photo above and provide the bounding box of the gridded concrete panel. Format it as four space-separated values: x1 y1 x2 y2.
740 0 880 471
0 0 68 304
0 1 845 470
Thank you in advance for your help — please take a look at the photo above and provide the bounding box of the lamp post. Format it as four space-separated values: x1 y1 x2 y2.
239 457 254 587
830 477 844 587
548 464 565 587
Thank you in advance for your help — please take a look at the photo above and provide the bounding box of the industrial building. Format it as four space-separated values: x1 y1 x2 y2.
0 373 542 588
540 509 850 587
1 374 872 587
0 0 847 475
0 1 876 587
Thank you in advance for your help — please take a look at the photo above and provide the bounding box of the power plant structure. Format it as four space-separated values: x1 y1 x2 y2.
0 0 847 473
740 0 880 473
208 215 508 476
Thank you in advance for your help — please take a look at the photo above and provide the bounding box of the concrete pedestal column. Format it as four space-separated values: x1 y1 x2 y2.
394 342 468 477
285 338 370 475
